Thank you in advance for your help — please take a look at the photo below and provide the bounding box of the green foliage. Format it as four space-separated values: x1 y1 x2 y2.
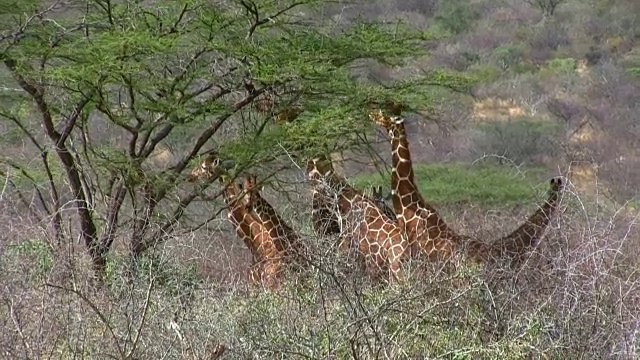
352 162 547 208
220 67 476 166
434 0 480 35
542 57 577 75
0 0 451 276
627 67 640 76
0 0 37 16
6 239 54 280
475 119 562 166
467 64 501 83
494 44 526 71
105 251 201 300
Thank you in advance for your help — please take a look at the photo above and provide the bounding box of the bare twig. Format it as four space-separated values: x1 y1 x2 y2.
45 282 127 359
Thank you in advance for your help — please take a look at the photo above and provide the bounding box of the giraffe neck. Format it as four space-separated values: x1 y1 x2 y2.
497 188 562 252
222 184 257 252
390 128 433 216
248 190 305 266
320 173 360 212
388 123 462 255
252 195 295 240
311 184 341 236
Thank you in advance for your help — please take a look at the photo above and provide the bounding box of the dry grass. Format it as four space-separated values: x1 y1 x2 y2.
0 178 638 359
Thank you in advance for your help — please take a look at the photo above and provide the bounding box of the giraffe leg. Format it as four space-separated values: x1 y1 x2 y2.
247 263 262 285
261 260 282 290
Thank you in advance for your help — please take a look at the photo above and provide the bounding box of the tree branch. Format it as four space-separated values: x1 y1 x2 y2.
4 57 105 279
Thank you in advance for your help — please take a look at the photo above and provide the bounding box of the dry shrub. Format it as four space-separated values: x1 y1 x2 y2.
0 178 639 359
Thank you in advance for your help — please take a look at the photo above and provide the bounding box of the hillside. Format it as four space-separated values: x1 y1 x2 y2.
0 0 638 358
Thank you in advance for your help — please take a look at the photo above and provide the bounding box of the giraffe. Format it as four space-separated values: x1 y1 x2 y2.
310 176 342 237
369 185 396 221
187 154 282 289
242 174 309 272
369 109 461 260
370 109 566 266
467 176 565 265
306 155 410 281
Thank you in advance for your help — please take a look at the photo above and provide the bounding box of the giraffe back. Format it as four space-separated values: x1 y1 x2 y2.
309 159 409 282
342 190 409 281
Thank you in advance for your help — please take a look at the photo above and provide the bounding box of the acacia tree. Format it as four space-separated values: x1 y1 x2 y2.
0 0 473 281
523 0 567 17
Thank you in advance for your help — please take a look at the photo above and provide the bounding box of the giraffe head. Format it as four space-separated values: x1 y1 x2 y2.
227 180 244 200
370 185 391 202
547 176 566 203
368 108 406 140
549 176 565 193
306 155 335 182
242 174 263 208
187 153 235 182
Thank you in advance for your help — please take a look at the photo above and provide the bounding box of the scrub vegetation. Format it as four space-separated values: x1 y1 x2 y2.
0 0 638 358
